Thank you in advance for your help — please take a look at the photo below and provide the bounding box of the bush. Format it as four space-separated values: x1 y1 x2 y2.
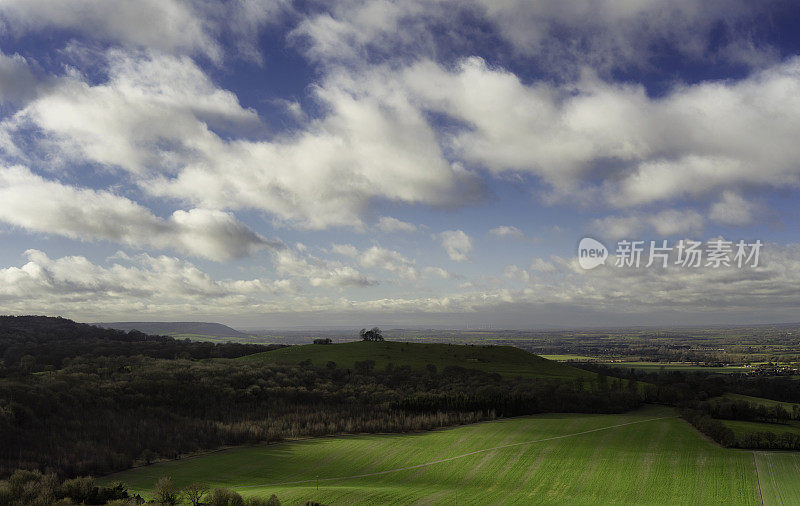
245 494 281 506
209 488 245 506
61 476 95 503
153 477 179 505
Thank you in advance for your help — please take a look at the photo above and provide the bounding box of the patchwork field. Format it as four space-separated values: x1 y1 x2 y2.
100 406 791 505
238 341 594 379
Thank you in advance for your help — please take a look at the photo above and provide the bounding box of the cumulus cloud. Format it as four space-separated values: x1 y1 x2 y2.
3 50 481 230
292 0 779 72
0 165 276 260
1 241 798 324
376 216 417 233
0 0 220 60
359 246 418 279
0 249 292 316
591 209 704 239
397 56 800 208
330 243 359 257
710 191 760 226
274 249 377 288
0 0 289 63
5 50 259 174
439 230 473 262
489 225 524 239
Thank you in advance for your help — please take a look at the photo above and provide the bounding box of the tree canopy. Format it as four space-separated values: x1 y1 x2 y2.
360 327 384 341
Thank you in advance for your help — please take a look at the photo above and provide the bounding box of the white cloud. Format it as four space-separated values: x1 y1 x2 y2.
591 209 704 239
274 249 377 288
489 225 524 239
530 258 556 273
4 50 480 230
503 264 530 283
473 0 773 70
376 216 417 233
331 243 359 257
1 241 799 324
0 165 275 260
359 245 418 279
590 215 644 239
422 266 458 280
292 0 776 73
0 0 221 60
0 249 293 315
7 50 259 174
710 191 759 226
399 56 800 207
439 229 473 262
649 209 705 237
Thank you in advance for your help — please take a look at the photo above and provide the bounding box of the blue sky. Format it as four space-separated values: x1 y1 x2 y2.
1 0 800 328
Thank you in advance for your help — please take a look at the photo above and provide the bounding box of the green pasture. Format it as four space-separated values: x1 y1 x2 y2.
100 406 784 505
238 341 593 379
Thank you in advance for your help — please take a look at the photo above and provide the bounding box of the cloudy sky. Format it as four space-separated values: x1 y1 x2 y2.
1 0 799 328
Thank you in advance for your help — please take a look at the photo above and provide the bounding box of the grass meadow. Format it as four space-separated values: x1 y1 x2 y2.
238 341 594 379
99 405 786 505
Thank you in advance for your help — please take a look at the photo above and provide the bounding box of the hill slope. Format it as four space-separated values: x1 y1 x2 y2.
101 406 765 504
239 341 593 379
96 321 249 339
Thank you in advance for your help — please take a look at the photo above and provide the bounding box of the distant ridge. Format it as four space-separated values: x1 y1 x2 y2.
95 321 249 338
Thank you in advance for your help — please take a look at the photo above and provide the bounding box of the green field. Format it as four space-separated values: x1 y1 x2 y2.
99 405 793 505
239 341 593 379
602 361 750 373
724 419 800 438
724 393 800 412
539 354 599 362
755 452 800 506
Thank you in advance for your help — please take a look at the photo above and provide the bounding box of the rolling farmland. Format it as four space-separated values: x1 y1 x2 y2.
100 406 783 505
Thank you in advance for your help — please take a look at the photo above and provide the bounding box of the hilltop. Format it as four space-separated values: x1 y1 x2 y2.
0 316 279 373
239 340 593 379
95 321 250 339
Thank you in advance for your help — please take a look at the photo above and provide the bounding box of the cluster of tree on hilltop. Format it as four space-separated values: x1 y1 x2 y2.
359 327 384 341
0 316 282 376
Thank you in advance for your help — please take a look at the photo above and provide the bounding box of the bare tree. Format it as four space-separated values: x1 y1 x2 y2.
183 481 208 506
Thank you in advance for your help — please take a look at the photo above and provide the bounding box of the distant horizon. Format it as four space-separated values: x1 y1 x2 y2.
80 317 800 334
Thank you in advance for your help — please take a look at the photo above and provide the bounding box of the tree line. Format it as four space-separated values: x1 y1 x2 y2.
0 316 281 376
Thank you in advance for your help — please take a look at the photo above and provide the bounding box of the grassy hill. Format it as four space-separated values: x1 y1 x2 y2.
100 406 776 504
238 341 593 379
95 321 250 339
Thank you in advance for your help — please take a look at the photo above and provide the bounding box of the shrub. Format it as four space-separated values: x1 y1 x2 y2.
153 476 179 505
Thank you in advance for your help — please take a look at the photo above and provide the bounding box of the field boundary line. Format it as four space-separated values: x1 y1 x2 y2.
752 451 764 506
237 415 676 489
